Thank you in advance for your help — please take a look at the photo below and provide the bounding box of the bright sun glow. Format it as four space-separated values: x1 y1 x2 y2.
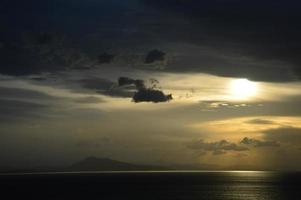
230 79 258 99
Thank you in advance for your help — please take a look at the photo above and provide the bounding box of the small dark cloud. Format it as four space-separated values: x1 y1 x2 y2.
118 77 172 103
133 89 172 103
187 139 249 155
240 137 280 147
145 49 166 64
245 119 275 125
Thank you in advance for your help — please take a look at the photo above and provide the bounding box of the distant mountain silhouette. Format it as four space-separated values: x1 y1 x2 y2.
66 157 169 171
0 157 273 173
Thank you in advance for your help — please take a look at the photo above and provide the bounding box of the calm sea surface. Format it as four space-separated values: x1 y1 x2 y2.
1 171 301 200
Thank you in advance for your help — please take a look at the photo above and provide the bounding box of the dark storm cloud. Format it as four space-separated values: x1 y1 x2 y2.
141 0 301 81
187 139 249 155
2 0 301 82
118 77 172 103
240 137 280 148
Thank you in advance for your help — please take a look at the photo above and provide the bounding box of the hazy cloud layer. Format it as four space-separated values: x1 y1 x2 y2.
263 127 301 146
74 96 105 104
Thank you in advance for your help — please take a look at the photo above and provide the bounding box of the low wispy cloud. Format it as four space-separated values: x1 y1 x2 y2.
74 96 105 104
245 119 276 125
188 136 282 156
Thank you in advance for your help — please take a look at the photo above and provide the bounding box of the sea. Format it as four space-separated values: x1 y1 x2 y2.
1 171 300 200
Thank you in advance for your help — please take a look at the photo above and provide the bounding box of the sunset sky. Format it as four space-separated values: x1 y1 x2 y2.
1 0 301 170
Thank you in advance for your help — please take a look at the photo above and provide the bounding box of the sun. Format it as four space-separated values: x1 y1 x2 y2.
230 79 257 99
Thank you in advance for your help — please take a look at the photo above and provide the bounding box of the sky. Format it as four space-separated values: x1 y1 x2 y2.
1 0 301 170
